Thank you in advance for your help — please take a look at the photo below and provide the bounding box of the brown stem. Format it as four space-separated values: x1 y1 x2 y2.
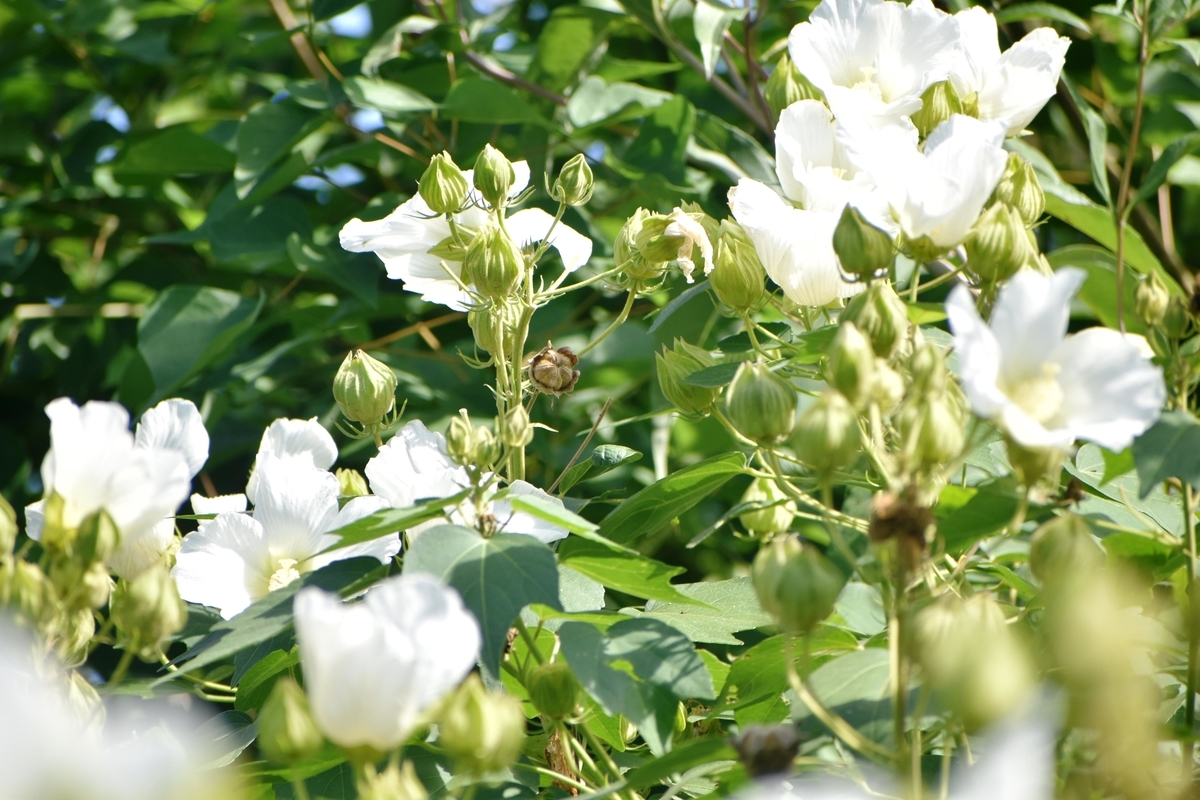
1113 0 1152 334
462 49 568 106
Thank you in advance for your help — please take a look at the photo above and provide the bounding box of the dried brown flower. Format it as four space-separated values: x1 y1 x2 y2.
529 343 580 396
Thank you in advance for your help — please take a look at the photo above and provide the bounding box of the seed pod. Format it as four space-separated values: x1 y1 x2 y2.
473 144 516 208
725 362 797 445
529 344 580 396
419 152 469 215
334 350 399 428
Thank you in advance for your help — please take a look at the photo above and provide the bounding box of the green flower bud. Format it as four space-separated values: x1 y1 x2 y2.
334 350 399 428
468 301 520 357
77 509 120 566
840 281 910 359
656 339 719 418
725 362 798 445
710 225 767 312
464 226 525 300
616 209 667 283
911 80 963 139
553 154 594 206
825 322 876 409
1030 514 1104 583
259 676 325 765
1135 271 1170 329
870 359 905 416
792 391 860 472
964 203 1032 282
337 468 370 497
752 537 845 634
732 724 801 778
438 675 526 774
0 559 54 627
897 392 965 468
902 233 950 264
764 53 820 120
0 493 15 555
357 761 428 800
446 410 476 467
909 341 948 395
419 152 469 215
47 556 111 611
501 405 533 449
634 213 686 265
738 477 795 537
993 153 1045 226
526 660 580 720
110 564 186 658
473 144 516 208
1164 295 1191 339
56 606 95 667
471 426 501 469
1005 438 1064 487
832 205 893 278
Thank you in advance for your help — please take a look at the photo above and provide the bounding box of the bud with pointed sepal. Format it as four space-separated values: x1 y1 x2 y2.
739 477 795 537
1030 513 1104 582
357 761 428 800
825 322 875 409
752 536 845 633
473 144 516 208
464 225 525 300
792 390 860 472
993 152 1045 226
552 154 594 206
337 468 370 497
964 203 1033 282
258 677 325 765
468 301 520 357
501 405 533 449
334 349 399 429
656 339 719 418
912 81 963 138
710 223 767 313
419 152 469 215
897 390 965 468
840 281 910 359
725 362 798 445
764 53 820 120
110 564 187 659
438 674 526 774
526 659 580 720
833 204 893 278
1135 271 1170 329
615 209 667 283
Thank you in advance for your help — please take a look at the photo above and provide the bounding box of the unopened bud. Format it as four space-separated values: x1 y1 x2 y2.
764 53 820 119
1164 295 1191 339
468 301 520 357
710 225 767 312
1030 514 1104 583
110 564 186 658
911 81 963 139
259 677 325 765
334 350 398 428
725 362 797 445
77 510 120 565
964 203 1032 282
1006 438 1064 487
473 144 516 208
57 606 95 667
656 339 719 418
0 494 15 555
438 674 526 774
529 344 580 396
897 392 965 468
993 153 1044 226
832 205 893 278
839 281 909 359
337 468 370 497
0 559 53 627
553 154 594 206
792 391 860 472
634 213 686 265
826 322 875 409
1135 271 1170 329
446 410 476 466
738 477 795 537
465 226 525 300
501 406 533 449
527 660 580 720
732 724 801 777
357 761 428 800
616 209 667 283
472 426 500 468
419 152 469 215
752 537 845 634
871 359 905 415
909 342 948 395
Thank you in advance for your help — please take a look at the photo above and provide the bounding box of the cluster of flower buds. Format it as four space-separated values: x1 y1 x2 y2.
896 341 966 477
109 563 187 660
446 409 501 470
437 674 527 775
963 153 1046 283
751 536 845 634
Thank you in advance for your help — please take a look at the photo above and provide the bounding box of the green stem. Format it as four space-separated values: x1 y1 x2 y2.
579 722 622 782
515 618 545 665
292 773 312 800
576 290 636 358
1186 483 1197 781
889 569 909 776
108 642 138 688
939 729 954 800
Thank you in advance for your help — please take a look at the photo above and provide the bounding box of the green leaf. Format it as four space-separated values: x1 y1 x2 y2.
403 525 561 676
623 577 772 644
1132 410 1200 497
791 649 893 744
718 635 790 726
682 362 740 389
1083 109 1112 206
623 736 737 790
935 478 1022 555
1042 190 1169 286
137 285 262 399
834 582 887 637
312 0 360 19
342 76 437 115
441 77 550 126
527 7 621 94
1102 447 1136 483
235 647 299 712
624 95 695 185
971 562 1038 601
605 618 715 700
993 2 1090 34
597 452 746 544
1168 38 1200 65
558 538 695 604
1068 443 1183 535
286 233 379 307
566 76 671 129
199 710 258 768
509 493 597 533
318 491 469 554
692 110 777 186
112 127 235 181
692 3 744 78
1045 245 1147 334
1101 531 1185 580
559 445 643 494
236 100 323 181
1130 132 1200 210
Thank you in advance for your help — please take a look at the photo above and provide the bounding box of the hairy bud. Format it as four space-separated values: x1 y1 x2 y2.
839 281 910 359
615 209 667 283
752 537 845 634
438 675 526 774
446 410 498 468
792 391 860 472
738 477 795 537
419 152 469 215
464 226 525 300
911 81 963 139
334 350 398 428
259 677 325 765
552 154 594 206
725 362 798 445
832 205 893 278
468 301 520 357
656 339 719 418
897 392 965 468
473 144 516 208
964 203 1032 282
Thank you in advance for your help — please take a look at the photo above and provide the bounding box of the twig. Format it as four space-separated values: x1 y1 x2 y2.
549 398 614 494
462 50 568 106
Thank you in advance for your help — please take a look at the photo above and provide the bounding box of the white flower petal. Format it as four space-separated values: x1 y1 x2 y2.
989 268 1083 382
134 398 209 478
310 495 401 570
173 512 270 619
492 481 570 544
365 421 470 509
506 207 593 272
252 457 341 564
945 284 1009 418
107 516 177 580
24 500 44 542
247 417 338 502
191 493 248 515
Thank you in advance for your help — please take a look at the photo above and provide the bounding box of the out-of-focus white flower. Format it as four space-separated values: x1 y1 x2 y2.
946 268 1166 451
728 178 860 308
190 494 249 515
364 420 571 543
24 399 194 579
172 457 397 619
293 572 481 751
949 9 1070 136
245 417 338 505
664 208 714 281
787 0 960 121
339 163 592 310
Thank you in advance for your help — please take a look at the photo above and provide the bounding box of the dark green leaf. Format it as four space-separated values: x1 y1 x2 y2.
1131 132 1200 210
682 362 740 389
993 2 1090 33
718 635 790 726
935 478 1022 554
527 7 621 94
112 127 235 181
236 101 322 180
791 649 893 745
1045 245 1147 334
319 490 469 554
1132 410 1200 497
286 233 379 307
623 736 737 789
624 577 772 644
342 76 438 115
441 78 550 126
235 647 299 712
624 95 695 185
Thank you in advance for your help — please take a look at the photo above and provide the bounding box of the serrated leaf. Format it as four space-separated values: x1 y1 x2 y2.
1132 411 1200 497
558 537 696 604
623 577 772 644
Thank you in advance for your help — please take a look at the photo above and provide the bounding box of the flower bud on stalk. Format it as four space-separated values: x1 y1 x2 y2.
710 227 767 312
635 213 688 265
963 203 1032 282
840 281 910 359
738 477 796 537
501 405 533 449
0 558 54 628
110 564 186 658
334 350 399 429
909 341 948 395
438 675 526 774
1135 272 1170 329
465 226 525 300
751 537 845 633
419 153 469 215
615 209 668 283
764 53 820 119
911 81 963 139
1030 513 1104 583
870 359 905 416
259 677 325 765
552 154 594 206
656 339 719 417
526 660 580 720
529 344 580 396
357 761 428 800
1006 438 1064 488
337 468 370 497
832 205 893 278
57 606 95 667
468 301 521 357
897 392 965 468
792 391 860 472
993 153 1045 226
473 144 516 208
825 322 875 409
1163 295 1192 339
446 410 497 468
725 362 798 445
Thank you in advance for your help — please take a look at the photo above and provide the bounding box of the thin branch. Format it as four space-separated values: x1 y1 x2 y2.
462 50 569 106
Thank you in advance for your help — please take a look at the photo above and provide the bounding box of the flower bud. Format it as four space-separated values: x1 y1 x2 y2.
993 153 1044 226
334 350 399 428
468 301 520 357
0 494 15 555
0 558 53 627
553 154 594 206
792 391 860 472
337 468 370 497
501 405 533 449
77 509 120 566
110 564 187 658
464 226 525 300
964 203 1032 282
911 81 963 139
732 724 801 777
656 339 719 418
1030 514 1104 583
446 410 477 467
752 537 845 634
909 341 948 395
839 281 909 359
1135 271 1170 329
47 556 111 610
526 659 580 720
1006 439 1064 487
897 392 965 468
870 359 905 415
473 144 516 208
832 204 893 278
56 606 95 667
738 477 795 537
825 322 875 409
710 225 767 312
259 677 325 765
634 213 687 265
1163 295 1191 339
529 344 580 396
725 362 798 445
419 152 469 215
357 761 428 800
764 53 820 119
471 426 501 468
438 674 526 774
615 209 667 283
